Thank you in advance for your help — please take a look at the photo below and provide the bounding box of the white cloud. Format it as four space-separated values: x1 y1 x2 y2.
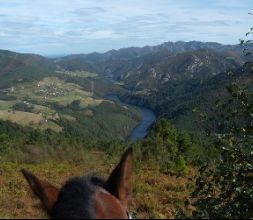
0 31 7 37
85 30 125 39
0 0 252 54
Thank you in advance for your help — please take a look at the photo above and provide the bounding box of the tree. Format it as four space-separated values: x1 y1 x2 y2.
185 21 253 219
0 133 11 153
68 100 81 110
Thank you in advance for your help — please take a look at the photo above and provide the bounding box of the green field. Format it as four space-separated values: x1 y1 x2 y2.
56 70 98 78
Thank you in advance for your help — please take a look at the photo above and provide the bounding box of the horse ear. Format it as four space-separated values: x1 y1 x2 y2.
105 148 133 208
21 169 59 213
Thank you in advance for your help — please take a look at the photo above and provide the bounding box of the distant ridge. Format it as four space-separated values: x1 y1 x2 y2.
55 41 247 90
0 50 55 88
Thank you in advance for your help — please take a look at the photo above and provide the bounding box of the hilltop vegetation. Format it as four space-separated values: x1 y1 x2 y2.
0 152 195 219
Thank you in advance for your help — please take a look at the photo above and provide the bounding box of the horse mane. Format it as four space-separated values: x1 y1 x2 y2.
51 175 105 219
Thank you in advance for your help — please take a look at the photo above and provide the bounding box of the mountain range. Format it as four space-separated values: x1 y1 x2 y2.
0 41 252 132
55 41 248 90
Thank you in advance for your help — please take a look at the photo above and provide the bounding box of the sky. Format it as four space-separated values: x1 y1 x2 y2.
0 0 252 55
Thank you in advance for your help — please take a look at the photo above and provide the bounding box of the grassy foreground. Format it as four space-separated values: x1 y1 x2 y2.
0 150 195 219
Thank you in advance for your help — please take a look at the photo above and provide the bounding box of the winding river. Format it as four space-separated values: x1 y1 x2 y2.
105 94 156 141
128 107 156 141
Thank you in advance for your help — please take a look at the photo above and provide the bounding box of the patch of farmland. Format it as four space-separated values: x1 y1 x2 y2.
10 77 106 107
56 70 98 78
0 110 62 132
60 114 76 121
0 100 17 110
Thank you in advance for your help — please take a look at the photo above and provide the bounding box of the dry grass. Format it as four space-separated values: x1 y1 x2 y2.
0 110 42 125
132 166 195 219
0 151 195 219
0 151 107 219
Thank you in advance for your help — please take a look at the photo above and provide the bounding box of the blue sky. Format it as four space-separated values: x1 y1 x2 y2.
0 0 252 55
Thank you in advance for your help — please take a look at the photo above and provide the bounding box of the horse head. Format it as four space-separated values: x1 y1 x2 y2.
22 148 133 219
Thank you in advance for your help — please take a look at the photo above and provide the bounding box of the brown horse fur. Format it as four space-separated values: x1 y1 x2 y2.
22 148 133 219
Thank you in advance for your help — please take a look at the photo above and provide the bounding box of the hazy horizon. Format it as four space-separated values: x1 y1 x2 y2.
1 40 243 58
0 0 252 55
41 40 241 57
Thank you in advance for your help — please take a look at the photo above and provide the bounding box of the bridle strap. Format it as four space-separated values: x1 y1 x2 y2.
127 211 133 219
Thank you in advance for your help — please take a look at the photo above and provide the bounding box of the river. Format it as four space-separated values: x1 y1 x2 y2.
105 94 156 141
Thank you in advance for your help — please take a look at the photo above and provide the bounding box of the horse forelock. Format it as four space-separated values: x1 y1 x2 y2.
51 175 105 219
